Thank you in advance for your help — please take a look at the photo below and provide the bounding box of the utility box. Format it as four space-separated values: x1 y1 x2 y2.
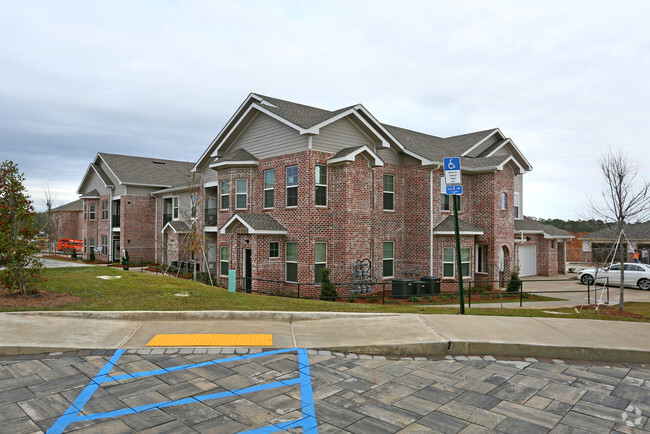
421 276 441 294
391 279 412 298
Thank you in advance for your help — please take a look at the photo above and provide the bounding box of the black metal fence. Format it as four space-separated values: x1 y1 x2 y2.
195 275 607 307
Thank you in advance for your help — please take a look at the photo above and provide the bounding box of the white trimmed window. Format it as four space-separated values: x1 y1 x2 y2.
89 204 96 221
101 235 107 255
383 174 394 211
264 170 274 209
443 247 470 278
286 166 298 207
315 165 327 206
191 193 198 219
84 205 87 221
476 244 487 274
315 242 327 283
220 180 230 210
514 193 520 219
220 246 229 276
173 196 179 219
236 178 248 210
269 241 279 258
286 242 298 282
500 192 507 210
383 241 394 278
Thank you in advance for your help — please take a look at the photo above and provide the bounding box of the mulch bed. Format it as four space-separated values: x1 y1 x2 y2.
579 304 646 319
0 288 82 309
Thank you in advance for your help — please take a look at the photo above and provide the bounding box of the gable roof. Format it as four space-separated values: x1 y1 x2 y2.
194 93 532 174
433 215 484 235
98 153 194 188
220 213 288 235
161 220 191 234
209 149 260 169
580 222 650 242
52 199 83 212
515 217 574 239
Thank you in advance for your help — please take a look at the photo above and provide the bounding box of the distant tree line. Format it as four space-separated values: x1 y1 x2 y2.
528 217 608 234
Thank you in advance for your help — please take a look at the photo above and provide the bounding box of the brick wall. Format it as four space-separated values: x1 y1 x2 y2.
120 195 156 264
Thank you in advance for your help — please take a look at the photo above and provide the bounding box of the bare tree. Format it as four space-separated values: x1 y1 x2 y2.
175 173 206 282
589 149 650 311
43 183 62 253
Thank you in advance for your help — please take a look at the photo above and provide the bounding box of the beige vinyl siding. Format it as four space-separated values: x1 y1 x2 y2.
97 160 125 196
466 135 500 157
376 148 420 166
81 171 108 196
491 146 511 157
227 113 307 159
312 118 377 153
124 186 161 196
202 166 219 185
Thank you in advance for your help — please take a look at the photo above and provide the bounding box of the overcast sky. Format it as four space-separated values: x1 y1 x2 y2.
2 1 648 219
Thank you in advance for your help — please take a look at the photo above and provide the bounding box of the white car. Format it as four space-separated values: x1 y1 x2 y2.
578 262 650 290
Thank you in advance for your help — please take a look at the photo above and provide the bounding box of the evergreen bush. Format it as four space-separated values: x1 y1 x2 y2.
506 270 522 292
319 268 338 301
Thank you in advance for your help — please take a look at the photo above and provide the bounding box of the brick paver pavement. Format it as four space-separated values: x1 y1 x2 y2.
0 348 648 433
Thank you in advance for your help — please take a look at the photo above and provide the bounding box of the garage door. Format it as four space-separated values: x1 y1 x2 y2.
518 245 537 277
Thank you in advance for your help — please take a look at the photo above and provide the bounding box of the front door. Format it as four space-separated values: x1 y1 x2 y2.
244 249 252 293
112 236 120 263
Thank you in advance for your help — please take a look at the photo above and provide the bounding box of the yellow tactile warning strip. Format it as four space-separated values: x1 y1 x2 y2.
146 334 273 347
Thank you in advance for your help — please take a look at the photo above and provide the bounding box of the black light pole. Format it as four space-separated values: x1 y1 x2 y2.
453 194 465 314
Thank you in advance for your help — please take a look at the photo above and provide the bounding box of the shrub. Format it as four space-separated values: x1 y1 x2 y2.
423 296 434 302
319 268 338 301
506 270 522 293
71 249 77 260
89 250 95 262
408 296 420 303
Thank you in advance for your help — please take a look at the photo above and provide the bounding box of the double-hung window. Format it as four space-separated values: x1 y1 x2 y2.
383 241 394 278
476 244 487 273
500 192 507 210
443 247 470 278
315 165 327 206
236 179 248 210
514 193 520 219
286 166 298 207
264 170 274 209
220 180 230 210
84 205 87 221
172 196 179 219
101 235 107 254
315 242 327 283
89 204 96 221
286 242 298 282
269 241 279 258
191 193 198 219
220 246 229 276
101 200 107 220
383 174 394 211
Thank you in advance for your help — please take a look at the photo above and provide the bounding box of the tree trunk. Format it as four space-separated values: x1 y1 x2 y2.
619 242 625 311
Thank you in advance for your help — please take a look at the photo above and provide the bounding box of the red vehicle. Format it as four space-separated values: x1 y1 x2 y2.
57 238 83 255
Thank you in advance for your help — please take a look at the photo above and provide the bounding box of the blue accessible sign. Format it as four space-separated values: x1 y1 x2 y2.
446 185 463 195
443 157 462 185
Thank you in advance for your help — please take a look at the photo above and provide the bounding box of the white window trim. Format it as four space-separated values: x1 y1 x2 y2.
235 178 248 210
269 241 279 258
500 192 507 210
264 170 274 209
220 246 229 277
315 242 327 282
383 241 394 279
89 204 96 221
172 196 179 220
220 180 230 211
514 192 520 219
190 193 198 219
286 166 298 208
475 244 488 274
315 165 327 207
443 247 471 278
286 242 298 283
383 174 395 211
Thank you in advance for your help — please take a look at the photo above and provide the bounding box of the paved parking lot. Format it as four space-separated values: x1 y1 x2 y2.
1 348 648 433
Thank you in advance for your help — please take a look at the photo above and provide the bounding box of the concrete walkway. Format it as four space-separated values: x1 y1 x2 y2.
1 310 649 364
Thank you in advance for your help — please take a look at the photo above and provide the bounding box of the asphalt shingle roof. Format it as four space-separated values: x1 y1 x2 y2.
433 215 484 234
164 220 191 233
99 153 194 188
235 213 288 232
214 149 259 164
581 222 650 241
52 199 83 212
515 217 573 238
254 94 354 129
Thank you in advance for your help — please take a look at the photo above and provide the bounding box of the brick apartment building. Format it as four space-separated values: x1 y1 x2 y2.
50 199 83 241
77 93 570 293
77 153 193 264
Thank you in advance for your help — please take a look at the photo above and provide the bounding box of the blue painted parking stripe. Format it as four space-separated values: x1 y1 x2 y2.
48 348 318 434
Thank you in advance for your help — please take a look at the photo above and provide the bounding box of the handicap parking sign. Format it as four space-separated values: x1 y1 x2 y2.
443 157 462 185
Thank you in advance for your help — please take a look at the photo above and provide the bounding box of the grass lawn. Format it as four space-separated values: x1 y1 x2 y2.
3 267 648 322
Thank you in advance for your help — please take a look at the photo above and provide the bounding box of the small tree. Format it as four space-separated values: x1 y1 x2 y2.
319 268 338 301
589 149 650 311
89 249 96 262
506 269 521 293
0 161 44 294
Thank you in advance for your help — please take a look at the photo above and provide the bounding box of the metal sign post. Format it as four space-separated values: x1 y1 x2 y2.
443 157 465 315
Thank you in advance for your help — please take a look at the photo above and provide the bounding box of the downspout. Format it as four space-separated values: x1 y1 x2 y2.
154 193 158 264
109 187 113 263
430 169 434 276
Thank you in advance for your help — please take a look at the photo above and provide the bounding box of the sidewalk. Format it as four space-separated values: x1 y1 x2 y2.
1 310 649 364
